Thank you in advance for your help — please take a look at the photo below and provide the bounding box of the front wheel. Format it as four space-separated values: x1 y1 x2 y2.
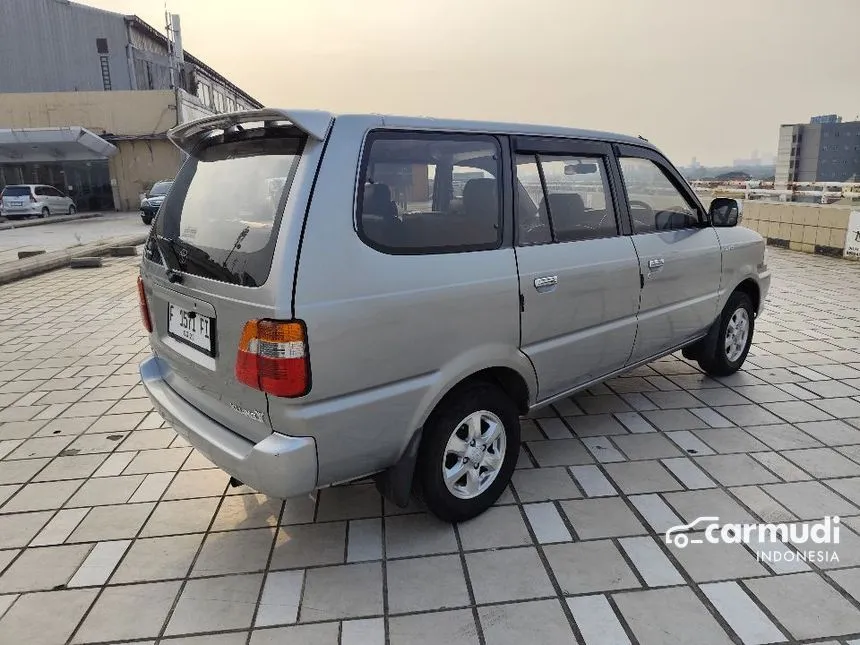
697 291 755 376
68 205 76 215
416 381 520 522
40 207 50 218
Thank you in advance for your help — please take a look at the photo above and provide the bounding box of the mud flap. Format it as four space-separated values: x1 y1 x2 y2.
374 428 422 508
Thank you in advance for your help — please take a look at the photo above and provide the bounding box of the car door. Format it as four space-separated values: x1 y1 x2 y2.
48 187 66 212
514 137 640 401
613 145 722 363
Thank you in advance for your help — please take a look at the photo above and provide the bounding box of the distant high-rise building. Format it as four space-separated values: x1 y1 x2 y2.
774 115 860 188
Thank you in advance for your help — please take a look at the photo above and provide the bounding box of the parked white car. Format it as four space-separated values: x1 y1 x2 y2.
0 184 76 219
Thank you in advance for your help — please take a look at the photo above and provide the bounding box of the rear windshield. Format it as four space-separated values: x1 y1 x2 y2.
151 130 305 286
2 187 31 197
149 182 172 196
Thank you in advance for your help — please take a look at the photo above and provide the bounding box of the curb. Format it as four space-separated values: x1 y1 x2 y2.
0 212 105 230
0 233 148 286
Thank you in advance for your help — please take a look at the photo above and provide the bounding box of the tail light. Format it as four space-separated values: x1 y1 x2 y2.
137 276 152 332
236 320 310 397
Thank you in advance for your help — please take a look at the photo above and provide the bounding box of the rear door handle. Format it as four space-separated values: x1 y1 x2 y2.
534 275 558 289
648 258 665 270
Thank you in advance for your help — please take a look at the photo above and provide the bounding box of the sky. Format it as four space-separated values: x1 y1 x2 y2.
82 0 860 166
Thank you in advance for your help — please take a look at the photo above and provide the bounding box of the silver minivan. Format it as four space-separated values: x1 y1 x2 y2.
139 109 770 521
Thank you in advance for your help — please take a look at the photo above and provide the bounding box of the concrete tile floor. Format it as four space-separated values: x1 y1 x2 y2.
0 248 859 644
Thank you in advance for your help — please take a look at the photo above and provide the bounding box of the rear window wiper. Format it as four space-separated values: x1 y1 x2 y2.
153 235 185 284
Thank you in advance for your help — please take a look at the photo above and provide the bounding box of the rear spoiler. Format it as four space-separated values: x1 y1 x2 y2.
167 108 333 155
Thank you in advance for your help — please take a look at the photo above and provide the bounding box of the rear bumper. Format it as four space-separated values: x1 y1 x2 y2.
139 355 318 498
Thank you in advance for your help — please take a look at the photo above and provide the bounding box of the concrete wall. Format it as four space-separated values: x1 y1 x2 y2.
742 202 852 256
0 90 177 136
0 0 133 92
109 140 181 211
0 91 182 210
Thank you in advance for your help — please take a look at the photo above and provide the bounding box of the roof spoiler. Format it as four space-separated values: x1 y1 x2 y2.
167 108 333 155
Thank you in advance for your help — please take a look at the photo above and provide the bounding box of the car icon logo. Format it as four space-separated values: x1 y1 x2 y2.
665 516 720 548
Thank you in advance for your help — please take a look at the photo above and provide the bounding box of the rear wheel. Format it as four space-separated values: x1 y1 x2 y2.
697 291 755 376
40 207 49 218
416 381 520 522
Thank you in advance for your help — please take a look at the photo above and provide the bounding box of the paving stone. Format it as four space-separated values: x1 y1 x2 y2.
692 428 769 453
619 536 684 587
389 609 478 645
613 586 734 645
457 504 531 550
0 511 51 548
745 572 860 639
192 527 275 576
743 423 824 450
667 532 769 581
783 447 860 477
299 562 383 622
0 543 93 593
762 481 859 519
526 438 593 466
629 493 683 532
714 405 784 427
693 454 780 486
567 594 632 645
0 589 98 645
0 479 81 513
603 460 683 494
65 474 145 507
642 409 709 431
732 384 798 403
544 540 640 595
569 465 617 497
111 533 204 583
560 497 644 539
664 488 757 524
666 430 716 455
384 513 457 558
140 497 220 537
73 580 180 642
270 521 346 569
162 468 227 500
387 554 469 613
255 569 304 627
661 457 717 489
701 581 786 645
612 432 682 460
210 493 283 531
730 485 796 522
68 502 154 542
479 599 576 645
465 546 554 603
165 573 262 635
315 483 381 521
795 419 860 445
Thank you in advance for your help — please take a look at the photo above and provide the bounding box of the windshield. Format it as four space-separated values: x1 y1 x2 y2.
149 182 173 197
151 130 305 286
2 187 31 197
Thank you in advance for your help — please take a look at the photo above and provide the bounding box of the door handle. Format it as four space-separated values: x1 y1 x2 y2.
534 275 558 289
648 258 665 270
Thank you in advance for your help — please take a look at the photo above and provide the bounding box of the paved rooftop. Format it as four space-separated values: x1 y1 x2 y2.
1 248 860 644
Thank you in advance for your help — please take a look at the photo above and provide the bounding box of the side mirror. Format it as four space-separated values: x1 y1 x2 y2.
709 198 740 227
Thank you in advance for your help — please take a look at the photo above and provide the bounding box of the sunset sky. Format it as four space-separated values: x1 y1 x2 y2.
82 0 860 165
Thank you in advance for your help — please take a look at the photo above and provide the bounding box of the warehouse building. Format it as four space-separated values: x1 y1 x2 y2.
0 0 262 211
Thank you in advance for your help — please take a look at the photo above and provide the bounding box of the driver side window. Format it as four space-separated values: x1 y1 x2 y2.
619 157 700 234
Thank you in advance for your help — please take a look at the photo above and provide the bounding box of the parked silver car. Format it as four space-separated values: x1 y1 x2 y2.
0 184 76 219
138 109 770 521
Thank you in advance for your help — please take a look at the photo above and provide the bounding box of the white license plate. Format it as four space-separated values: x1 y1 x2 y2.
168 304 214 354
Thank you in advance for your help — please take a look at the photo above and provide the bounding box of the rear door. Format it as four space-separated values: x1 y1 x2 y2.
140 117 322 444
514 137 640 400
614 145 722 362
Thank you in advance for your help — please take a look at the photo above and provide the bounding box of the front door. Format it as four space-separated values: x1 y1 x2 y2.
614 146 722 363
514 138 641 401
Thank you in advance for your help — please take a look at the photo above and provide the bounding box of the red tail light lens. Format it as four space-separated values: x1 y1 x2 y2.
236 320 310 397
137 276 152 332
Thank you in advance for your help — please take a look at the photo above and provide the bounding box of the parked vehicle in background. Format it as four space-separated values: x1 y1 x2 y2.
140 179 174 225
0 184 76 219
138 108 770 523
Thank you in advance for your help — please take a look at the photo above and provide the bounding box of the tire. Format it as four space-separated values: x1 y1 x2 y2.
697 291 755 377
141 214 153 225
68 205 76 215
416 380 520 522
40 207 50 218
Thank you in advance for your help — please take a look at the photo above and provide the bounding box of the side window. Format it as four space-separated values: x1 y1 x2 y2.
358 133 502 253
618 157 701 233
514 153 617 245
35 187 46 196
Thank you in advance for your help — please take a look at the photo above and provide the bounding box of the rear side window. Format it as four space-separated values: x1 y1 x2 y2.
357 132 502 254
152 129 305 287
515 154 617 244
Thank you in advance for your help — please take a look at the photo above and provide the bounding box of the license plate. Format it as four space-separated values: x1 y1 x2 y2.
168 304 214 355
11 202 22 207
